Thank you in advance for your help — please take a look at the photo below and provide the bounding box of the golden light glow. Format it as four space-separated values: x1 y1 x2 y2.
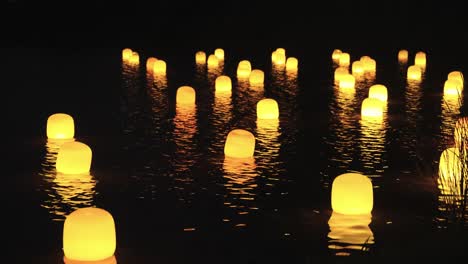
361 98 384 119
47 113 75 140
207 54 219 69
195 51 206 65
224 129 256 158
368 84 388 102
360 57 376 73
275 52 286 65
332 49 342 63
56 141 92 174
152 60 166 75
286 57 298 72
338 53 350 67
351 61 364 75
398 49 408 63
129 52 139 65
237 60 252 78
339 74 355 89
328 211 374 252
454 117 468 148
331 173 373 215
215 75 232 93
407 65 422 80
214 48 225 60
271 51 277 63
63 207 116 262
443 79 462 96
438 147 467 196
249 69 264 85
276 48 286 56
257 98 279 119
176 86 196 105
146 57 157 71
122 48 132 61
448 71 464 90
414 51 426 69
334 67 349 83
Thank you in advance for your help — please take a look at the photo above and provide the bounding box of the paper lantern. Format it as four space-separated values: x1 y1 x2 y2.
361 98 384 119
129 52 139 65
207 54 219 69
224 129 255 158
152 60 166 75
237 60 252 78
215 75 232 92
438 147 467 196
276 48 286 56
368 84 388 102
214 48 224 60
361 57 376 73
338 53 350 67
351 61 364 75
334 67 349 82
195 51 206 64
339 74 355 89
249 69 264 85
146 57 157 71
414 51 426 69
271 51 277 63
275 52 286 65
257 98 279 119
443 79 462 96
448 71 464 90
56 141 92 174
47 113 75 140
286 57 298 72
176 86 196 105
398 49 408 63
332 49 342 63
407 65 422 80
331 173 373 215
454 117 468 148
122 48 132 61
63 207 116 262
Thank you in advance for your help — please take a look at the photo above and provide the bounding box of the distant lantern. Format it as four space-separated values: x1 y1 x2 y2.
249 69 264 85
438 147 466 195
454 117 468 148
129 52 139 65
195 51 206 64
56 141 92 174
122 48 132 61
47 113 75 140
275 52 286 65
368 84 388 102
276 48 286 56
398 49 409 63
176 86 196 105
339 74 355 89
338 53 350 67
224 129 255 158
271 51 278 63
414 51 426 69
153 60 166 75
215 75 232 92
332 49 342 63
207 54 219 69
361 57 376 73
237 60 252 78
334 67 349 82
286 57 299 72
331 173 373 215
361 98 384 118
448 71 464 89
214 48 225 61
63 207 116 262
443 79 463 96
407 65 422 80
351 61 365 75
257 98 279 119
146 57 157 71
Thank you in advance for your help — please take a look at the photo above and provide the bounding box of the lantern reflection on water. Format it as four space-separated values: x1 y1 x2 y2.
361 98 384 120
438 147 467 196
339 74 355 89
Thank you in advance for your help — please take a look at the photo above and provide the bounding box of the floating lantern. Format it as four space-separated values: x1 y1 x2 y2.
56 141 92 174
351 61 364 75
249 69 264 85
224 129 255 158
443 79 462 96
63 207 116 262
195 51 206 64
275 52 286 65
237 60 252 78
47 113 75 140
361 98 384 119
146 57 157 71
286 57 298 72
331 173 373 215
414 51 426 69
276 48 286 56
360 57 376 73
214 48 224 61
207 54 219 69
339 74 355 89
454 117 468 148
398 49 408 63
215 75 232 93
407 65 422 80
448 71 464 89
129 52 139 65
338 53 350 67
122 48 132 61
176 86 196 105
153 60 166 75
257 98 279 119
368 84 388 102
271 51 277 63
334 67 349 82
438 147 467 196
332 49 342 63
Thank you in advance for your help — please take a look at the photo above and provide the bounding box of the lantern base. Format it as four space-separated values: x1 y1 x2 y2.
64 255 116 264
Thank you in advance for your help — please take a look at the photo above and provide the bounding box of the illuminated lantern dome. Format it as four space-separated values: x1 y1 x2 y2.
398 49 408 63
146 57 157 71
360 56 376 73
338 53 350 67
414 51 426 69
215 75 232 93
407 65 422 80
249 69 264 85
63 207 116 262
47 113 75 140
237 60 252 78
443 79 462 96
257 98 279 119
275 52 286 65
129 52 139 65
276 48 286 56
286 57 298 72
214 48 225 61
351 61 364 75
56 141 92 174
438 147 466 195
332 49 342 63
331 173 373 215
195 51 206 65
339 74 355 89
454 117 468 148
153 60 166 75
207 54 219 69
334 67 349 82
448 71 464 89
176 86 196 105
361 98 384 118
368 84 388 102
224 129 256 158
122 48 132 61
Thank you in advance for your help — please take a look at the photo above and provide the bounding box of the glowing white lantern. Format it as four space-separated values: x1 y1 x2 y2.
448 71 464 90
176 86 196 105
368 84 388 102
339 74 355 89
334 67 349 82
414 51 426 69
271 51 277 63
214 48 225 60
331 173 373 215
224 129 255 158
407 65 422 80
249 69 264 85
195 51 206 65
361 98 384 119
444 79 463 96
237 60 252 78
153 60 166 75
207 54 219 69
257 98 279 119
122 48 132 61
215 75 232 93
339 53 350 67
332 49 342 63
286 57 298 72
398 49 408 63
56 141 92 174
47 113 75 140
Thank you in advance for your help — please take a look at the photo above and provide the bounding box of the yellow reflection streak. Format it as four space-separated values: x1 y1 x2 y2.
328 212 374 255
